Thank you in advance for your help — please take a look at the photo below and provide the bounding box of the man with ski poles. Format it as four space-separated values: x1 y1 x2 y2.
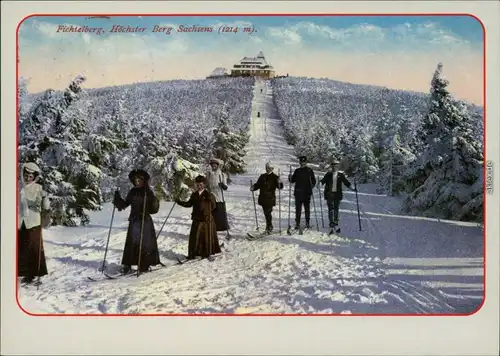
250 161 284 234
319 159 356 234
288 156 316 232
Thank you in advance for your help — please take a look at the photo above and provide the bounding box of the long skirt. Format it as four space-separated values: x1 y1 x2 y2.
121 217 160 270
213 202 229 231
188 219 221 259
18 222 48 278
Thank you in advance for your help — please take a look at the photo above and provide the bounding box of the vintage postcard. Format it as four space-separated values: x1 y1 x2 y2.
2 1 499 355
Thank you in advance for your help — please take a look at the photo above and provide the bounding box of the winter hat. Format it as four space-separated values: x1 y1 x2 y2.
299 156 307 163
209 158 224 166
265 161 274 170
195 175 206 183
22 162 41 174
21 162 41 184
128 169 150 183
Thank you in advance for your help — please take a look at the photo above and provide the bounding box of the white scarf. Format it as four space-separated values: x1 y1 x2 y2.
331 172 338 192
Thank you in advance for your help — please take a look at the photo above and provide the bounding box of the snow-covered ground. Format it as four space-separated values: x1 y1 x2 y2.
18 80 484 315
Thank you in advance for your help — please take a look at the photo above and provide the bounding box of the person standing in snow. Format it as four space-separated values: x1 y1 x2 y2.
289 156 316 230
205 158 229 238
113 169 161 274
175 175 222 260
319 160 355 234
250 162 284 234
18 162 50 285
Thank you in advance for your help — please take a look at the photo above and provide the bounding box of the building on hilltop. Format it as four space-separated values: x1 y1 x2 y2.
207 67 229 79
230 51 275 78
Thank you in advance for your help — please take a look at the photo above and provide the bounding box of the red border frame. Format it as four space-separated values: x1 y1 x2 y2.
15 13 487 317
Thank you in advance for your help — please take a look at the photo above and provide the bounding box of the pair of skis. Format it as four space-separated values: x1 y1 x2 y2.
87 264 166 282
246 224 310 240
175 252 222 265
246 230 279 240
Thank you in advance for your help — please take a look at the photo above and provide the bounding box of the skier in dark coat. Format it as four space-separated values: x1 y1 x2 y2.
288 156 316 229
250 161 284 234
319 160 355 233
113 169 161 274
175 175 222 260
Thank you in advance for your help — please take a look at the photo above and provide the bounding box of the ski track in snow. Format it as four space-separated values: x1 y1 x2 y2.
18 80 484 315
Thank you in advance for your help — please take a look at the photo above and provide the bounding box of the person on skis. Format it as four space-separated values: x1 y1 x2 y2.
250 161 284 234
113 169 161 274
204 158 229 240
319 159 355 234
175 175 222 261
18 162 50 285
288 156 316 230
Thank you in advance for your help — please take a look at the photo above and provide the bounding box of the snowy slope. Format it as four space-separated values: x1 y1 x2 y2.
18 80 484 315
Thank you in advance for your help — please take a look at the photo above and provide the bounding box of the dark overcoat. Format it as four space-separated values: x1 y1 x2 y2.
251 172 284 207
176 190 221 259
289 166 316 199
114 186 161 270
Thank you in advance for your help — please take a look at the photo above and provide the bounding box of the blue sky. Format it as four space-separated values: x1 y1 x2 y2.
18 15 484 104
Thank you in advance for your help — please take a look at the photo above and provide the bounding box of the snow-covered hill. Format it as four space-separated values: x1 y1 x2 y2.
18 79 483 315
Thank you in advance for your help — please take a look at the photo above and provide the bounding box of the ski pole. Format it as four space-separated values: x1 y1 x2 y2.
278 168 282 234
209 199 213 260
287 165 292 234
137 188 148 277
155 202 176 239
99 202 116 272
153 201 176 268
354 179 362 231
309 174 320 231
317 174 324 228
219 175 231 239
36 228 44 290
250 180 259 230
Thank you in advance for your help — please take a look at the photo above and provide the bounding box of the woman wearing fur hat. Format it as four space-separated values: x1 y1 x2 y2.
113 169 161 274
250 162 284 234
175 175 221 260
18 162 50 285
205 158 229 235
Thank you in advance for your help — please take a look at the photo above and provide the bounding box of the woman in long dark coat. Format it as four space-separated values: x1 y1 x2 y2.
113 169 161 274
18 162 50 284
175 175 221 260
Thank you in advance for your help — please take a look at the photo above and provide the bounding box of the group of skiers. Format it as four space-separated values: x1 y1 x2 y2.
17 156 356 284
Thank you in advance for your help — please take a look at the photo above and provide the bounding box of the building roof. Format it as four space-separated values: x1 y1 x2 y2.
208 67 228 77
232 51 274 70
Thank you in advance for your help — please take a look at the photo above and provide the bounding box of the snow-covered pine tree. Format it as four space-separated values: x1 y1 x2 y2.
130 110 176 199
43 76 102 226
212 106 248 174
371 102 402 194
379 134 417 195
341 126 379 182
84 99 129 202
397 105 425 154
18 77 30 121
402 63 484 221
19 75 102 226
371 102 399 159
